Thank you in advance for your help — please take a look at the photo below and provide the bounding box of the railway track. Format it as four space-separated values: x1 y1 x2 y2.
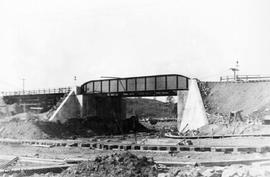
0 138 270 154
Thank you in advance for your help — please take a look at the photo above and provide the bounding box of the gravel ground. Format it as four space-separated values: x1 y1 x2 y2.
0 143 269 163
1 139 270 177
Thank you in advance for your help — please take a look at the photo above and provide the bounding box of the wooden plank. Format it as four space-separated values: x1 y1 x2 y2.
0 157 19 169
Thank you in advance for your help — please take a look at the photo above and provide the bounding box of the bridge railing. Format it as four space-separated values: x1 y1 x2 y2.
1 87 72 96
220 75 270 82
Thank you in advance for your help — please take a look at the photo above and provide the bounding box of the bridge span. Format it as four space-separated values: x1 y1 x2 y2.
81 74 189 97
0 74 208 132
1 74 189 113
1 87 72 113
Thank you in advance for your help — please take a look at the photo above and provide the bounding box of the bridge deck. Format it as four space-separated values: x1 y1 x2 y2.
1 87 72 96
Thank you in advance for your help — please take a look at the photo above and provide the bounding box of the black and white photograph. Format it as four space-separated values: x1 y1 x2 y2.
0 0 270 176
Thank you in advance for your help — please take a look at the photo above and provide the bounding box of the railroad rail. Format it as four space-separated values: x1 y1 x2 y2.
0 138 270 154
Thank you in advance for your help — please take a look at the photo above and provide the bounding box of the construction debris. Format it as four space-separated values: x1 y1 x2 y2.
178 139 193 146
2 80 270 177
60 152 158 177
168 164 270 177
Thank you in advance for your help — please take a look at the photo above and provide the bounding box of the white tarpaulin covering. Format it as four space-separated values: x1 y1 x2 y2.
178 79 208 132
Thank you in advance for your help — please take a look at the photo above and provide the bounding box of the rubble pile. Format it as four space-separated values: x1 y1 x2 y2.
248 105 270 122
206 111 262 126
168 164 270 177
165 111 263 137
161 110 267 137
196 111 266 136
206 112 230 125
61 152 158 177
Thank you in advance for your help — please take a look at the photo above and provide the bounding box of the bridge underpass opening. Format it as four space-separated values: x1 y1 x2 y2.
124 96 177 120
81 74 188 118
80 74 187 134
80 74 208 132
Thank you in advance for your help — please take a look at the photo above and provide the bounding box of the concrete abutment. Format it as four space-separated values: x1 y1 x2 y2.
177 79 208 132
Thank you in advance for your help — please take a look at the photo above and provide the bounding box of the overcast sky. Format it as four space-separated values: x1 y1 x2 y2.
0 0 270 91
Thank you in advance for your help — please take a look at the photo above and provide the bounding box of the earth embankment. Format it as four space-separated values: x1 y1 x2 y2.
201 81 270 117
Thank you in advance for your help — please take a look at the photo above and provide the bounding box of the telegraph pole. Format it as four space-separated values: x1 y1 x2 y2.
21 78 26 112
22 78 25 94
74 76 77 86
74 76 77 93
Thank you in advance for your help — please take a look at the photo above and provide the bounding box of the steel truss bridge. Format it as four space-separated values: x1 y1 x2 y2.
81 74 189 97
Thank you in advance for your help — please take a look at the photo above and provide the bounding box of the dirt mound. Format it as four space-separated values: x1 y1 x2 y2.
201 81 270 116
0 119 98 139
61 152 158 177
0 120 49 139
0 113 98 139
0 114 149 139
0 112 63 139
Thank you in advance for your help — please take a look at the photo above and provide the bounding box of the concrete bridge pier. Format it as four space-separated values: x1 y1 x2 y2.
177 79 208 132
177 90 188 130
49 90 82 123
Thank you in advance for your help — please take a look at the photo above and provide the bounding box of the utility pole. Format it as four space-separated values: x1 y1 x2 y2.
74 76 77 94
74 75 77 87
21 78 26 112
74 76 77 83
22 78 25 94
